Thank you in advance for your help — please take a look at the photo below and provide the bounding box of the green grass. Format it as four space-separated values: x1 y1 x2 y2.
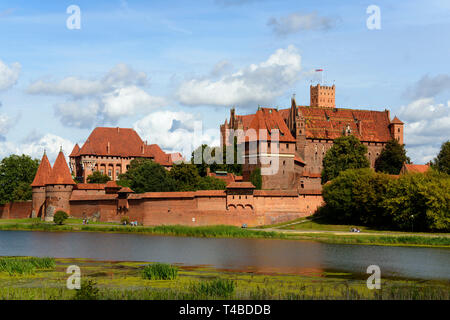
0 257 55 275
142 263 178 280
0 257 448 300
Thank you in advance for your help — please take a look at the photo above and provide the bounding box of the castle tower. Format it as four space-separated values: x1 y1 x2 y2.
30 151 52 218
389 116 404 145
310 84 335 108
44 149 75 221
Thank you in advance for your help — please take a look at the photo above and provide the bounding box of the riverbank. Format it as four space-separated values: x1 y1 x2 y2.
0 218 449 247
0 257 448 300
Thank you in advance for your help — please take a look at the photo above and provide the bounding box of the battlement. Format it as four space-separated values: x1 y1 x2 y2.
310 84 335 108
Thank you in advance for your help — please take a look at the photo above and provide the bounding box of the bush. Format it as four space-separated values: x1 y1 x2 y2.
53 211 68 225
120 216 130 225
190 278 235 298
73 279 100 300
250 168 262 190
87 171 111 183
142 263 178 280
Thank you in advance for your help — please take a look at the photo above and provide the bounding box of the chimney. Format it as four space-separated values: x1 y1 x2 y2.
117 127 120 133
107 141 110 153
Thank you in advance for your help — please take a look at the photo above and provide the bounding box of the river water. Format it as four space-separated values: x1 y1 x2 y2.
0 230 449 280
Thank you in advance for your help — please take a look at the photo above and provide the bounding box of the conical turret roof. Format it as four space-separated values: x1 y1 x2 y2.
69 143 80 157
31 152 52 187
47 150 75 185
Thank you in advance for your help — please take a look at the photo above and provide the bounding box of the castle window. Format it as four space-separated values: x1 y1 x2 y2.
108 169 112 177
286 143 289 149
398 128 400 133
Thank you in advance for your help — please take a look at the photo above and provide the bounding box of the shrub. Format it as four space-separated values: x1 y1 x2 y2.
250 168 262 190
53 211 68 225
73 279 99 300
142 263 178 280
190 278 235 298
120 216 130 225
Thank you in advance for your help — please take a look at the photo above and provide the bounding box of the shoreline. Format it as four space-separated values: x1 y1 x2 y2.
0 220 449 248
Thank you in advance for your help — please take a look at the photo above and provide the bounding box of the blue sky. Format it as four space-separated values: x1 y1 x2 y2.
0 0 449 163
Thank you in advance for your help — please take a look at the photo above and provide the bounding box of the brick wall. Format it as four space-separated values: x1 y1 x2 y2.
0 201 32 219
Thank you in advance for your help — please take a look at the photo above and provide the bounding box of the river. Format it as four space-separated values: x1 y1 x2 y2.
0 230 449 280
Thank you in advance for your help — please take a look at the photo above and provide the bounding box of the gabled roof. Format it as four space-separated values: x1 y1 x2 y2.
31 153 52 187
47 151 75 185
279 105 393 142
226 181 255 189
403 163 430 174
245 108 296 142
105 180 120 189
390 116 404 125
118 187 134 193
74 127 173 165
69 144 80 157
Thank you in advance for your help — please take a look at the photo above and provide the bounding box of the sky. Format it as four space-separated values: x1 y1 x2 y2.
0 0 449 164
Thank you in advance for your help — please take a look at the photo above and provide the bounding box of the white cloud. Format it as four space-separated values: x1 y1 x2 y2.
403 74 450 100
177 45 302 108
0 133 75 163
133 111 220 159
102 86 167 120
398 98 450 163
0 60 21 91
27 63 166 128
267 12 338 36
0 113 13 139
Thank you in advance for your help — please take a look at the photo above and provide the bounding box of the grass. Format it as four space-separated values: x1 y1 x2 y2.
0 257 448 300
0 257 55 275
142 263 178 280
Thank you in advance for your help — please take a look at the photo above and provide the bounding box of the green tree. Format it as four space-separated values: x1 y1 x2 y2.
321 168 392 226
432 140 450 174
0 154 39 204
86 171 111 184
321 135 370 184
383 171 450 232
118 159 176 193
250 167 262 190
197 176 227 190
375 139 410 174
53 211 68 225
169 163 202 191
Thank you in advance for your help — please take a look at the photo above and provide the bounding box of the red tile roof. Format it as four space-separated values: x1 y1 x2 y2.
246 108 296 142
75 127 173 166
226 181 255 189
70 194 118 201
69 143 80 157
105 181 120 189
47 151 76 185
253 190 298 196
74 183 105 190
118 187 134 193
294 155 305 164
31 153 52 187
390 116 404 125
403 163 430 174
280 106 394 142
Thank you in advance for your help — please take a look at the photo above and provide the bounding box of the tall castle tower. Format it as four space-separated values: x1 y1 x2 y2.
310 84 335 108
389 116 404 145
43 149 75 221
31 151 52 218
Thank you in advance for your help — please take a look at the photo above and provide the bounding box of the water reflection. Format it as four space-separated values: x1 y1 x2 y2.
0 230 448 280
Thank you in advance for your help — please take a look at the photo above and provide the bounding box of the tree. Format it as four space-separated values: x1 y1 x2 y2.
118 159 176 193
433 140 450 174
250 168 262 190
375 139 409 174
0 154 39 204
321 168 392 226
87 171 111 184
321 135 370 184
197 176 227 190
169 163 202 191
53 211 68 225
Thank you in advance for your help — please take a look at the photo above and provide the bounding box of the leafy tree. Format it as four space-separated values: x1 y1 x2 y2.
73 279 99 300
0 154 39 204
432 140 450 174
86 171 111 184
118 159 176 193
321 168 392 226
375 139 410 174
321 135 370 184
53 211 68 225
250 167 262 190
197 176 227 190
383 171 450 232
169 163 202 191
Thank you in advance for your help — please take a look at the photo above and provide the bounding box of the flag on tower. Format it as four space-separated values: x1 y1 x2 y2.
315 69 323 72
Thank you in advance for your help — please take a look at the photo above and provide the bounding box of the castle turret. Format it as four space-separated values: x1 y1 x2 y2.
44 149 75 221
310 84 335 108
31 151 52 218
389 116 404 145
